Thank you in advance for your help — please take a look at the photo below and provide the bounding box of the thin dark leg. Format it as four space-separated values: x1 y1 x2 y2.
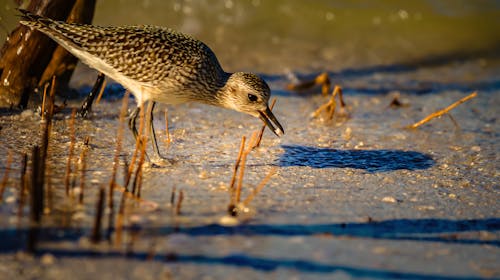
78 73 105 118
146 101 162 159
128 106 140 142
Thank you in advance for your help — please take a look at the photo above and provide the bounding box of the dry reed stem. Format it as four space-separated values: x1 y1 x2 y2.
112 183 158 209
95 79 108 104
0 151 13 201
408 91 478 129
131 137 146 197
229 136 246 195
235 132 257 203
41 83 49 120
315 72 331 96
175 190 184 215
164 109 171 145
134 101 155 197
170 186 176 206
243 167 278 206
64 109 77 196
126 103 146 189
17 153 28 221
78 137 90 204
252 98 277 149
48 76 57 119
311 85 346 120
115 186 127 247
45 163 52 215
91 187 105 243
109 93 129 207
30 146 43 223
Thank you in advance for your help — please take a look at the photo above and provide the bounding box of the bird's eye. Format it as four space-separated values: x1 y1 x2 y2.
248 94 258 102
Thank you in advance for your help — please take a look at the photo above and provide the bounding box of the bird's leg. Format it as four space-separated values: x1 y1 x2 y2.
128 106 140 141
145 101 163 159
78 73 105 117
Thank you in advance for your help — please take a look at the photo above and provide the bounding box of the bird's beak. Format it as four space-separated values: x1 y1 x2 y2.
259 106 284 137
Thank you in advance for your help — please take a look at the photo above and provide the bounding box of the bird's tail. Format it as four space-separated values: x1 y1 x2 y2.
18 9 53 30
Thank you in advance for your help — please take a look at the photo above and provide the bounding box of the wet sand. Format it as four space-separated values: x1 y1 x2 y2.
0 1 499 279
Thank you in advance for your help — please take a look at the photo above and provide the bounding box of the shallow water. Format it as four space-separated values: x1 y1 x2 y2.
0 1 499 279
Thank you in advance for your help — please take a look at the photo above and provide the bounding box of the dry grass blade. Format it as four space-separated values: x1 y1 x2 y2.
235 132 257 204
110 92 129 203
408 91 478 129
78 137 90 204
175 190 184 215
164 109 171 146
0 151 13 201
229 136 246 195
95 78 108 104
91 187 105 243
17 153 28 221
311 85 346 120
41 83 49 120
243 167 277 206
64 109 77 196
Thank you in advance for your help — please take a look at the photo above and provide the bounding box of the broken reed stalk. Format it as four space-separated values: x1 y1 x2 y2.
0 151 13 201
164 109 171 145
131 137 146 197
91 187 106 243
95 78 108 104
78 137 90 204
115 155 133 247
134 101 155 197
243 167 277 206
41 83 49 120
47 76 57 120
45 165 53 215
175 190 184 215
125 101 146 190
316 72 331 96
229 136 246 194
408 91 478 129
115 181 129 246
170 186 176 206
17 153 28 221
252 98 277 149
235 132 258 204
107 94 129 243
109 93 129 206
30 146 43 224
312 85 345 120
64 109 77 196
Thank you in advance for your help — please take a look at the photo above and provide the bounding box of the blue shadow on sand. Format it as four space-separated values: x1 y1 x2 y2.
0 218 498 279
279 145 434 172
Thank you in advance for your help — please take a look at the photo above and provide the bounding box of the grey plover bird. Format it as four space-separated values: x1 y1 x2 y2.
19 9 284 159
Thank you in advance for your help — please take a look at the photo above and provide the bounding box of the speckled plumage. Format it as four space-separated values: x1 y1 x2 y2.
19 9 284 138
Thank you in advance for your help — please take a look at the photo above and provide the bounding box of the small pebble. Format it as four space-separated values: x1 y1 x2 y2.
381 196 397 203
218 215 239 226
40 253 55 265
5 195 16 204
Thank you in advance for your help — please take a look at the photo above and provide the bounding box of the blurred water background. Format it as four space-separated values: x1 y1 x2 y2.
1 0 499 74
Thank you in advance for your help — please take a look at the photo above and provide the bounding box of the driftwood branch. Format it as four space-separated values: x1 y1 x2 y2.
0 0 96 108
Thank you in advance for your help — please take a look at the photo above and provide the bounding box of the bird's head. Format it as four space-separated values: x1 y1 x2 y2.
220 72 284 137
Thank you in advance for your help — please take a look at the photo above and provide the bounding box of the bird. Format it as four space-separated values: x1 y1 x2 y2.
18 9 284 160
